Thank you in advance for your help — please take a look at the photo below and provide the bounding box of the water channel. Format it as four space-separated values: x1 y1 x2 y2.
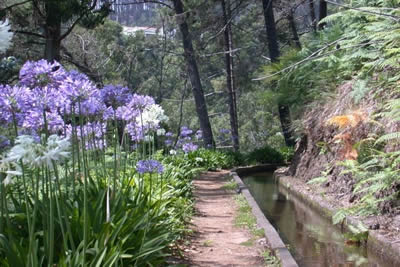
243 172 390 267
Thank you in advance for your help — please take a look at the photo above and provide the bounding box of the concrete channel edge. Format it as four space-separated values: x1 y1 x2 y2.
230 165 298 267
274 172 400 267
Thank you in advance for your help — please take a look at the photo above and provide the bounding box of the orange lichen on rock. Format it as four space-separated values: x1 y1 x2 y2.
326 110 367 129
333 133 358 160
326 110 367 160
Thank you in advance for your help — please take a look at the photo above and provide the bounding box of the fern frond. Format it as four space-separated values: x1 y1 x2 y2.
376 132 400 143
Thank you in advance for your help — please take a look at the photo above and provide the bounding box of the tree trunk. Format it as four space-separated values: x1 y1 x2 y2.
172 0 215 148
309 0 316 31
288 9 301 49
221 0 239 152
319 0 327 30
278 104 295 147
261 0 294 147
262 0 280 61
44 3 62 62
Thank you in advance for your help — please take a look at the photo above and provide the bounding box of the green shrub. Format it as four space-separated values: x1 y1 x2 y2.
246 145 284 164
279 146 294 164
223 150 246 166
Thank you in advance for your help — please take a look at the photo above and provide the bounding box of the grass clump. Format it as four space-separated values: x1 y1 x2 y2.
222 179 238 191
233 195 264 238
202 240 213 247
262 249 281 267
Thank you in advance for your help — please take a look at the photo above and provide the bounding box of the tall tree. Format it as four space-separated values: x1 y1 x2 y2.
261 0 295 147
287 7 301 49
2 0 111 61
309 0 316 31
221 0 239 151
172 0 215 147
262 0 280 62
319 0 327 29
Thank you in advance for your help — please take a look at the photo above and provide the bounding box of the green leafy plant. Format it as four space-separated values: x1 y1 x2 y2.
262 249 281 267
278 146 294 164
246 145 284 165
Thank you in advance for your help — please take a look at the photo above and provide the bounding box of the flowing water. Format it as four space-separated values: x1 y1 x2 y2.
244 172 390 267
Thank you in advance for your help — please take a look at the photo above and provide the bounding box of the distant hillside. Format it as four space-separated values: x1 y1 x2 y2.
98 0 164 26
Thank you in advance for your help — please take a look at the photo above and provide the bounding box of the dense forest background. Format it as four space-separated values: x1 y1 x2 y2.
1 0 328 153
1 0 400 215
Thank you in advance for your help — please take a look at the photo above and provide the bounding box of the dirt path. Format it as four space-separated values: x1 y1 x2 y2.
180 170 265 267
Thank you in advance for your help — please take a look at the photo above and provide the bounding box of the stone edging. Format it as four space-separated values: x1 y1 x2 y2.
230 166 298 267
275 172 400 267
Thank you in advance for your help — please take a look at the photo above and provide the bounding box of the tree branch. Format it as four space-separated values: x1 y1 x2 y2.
59 0 101 41
254 40 379 81
13 30 45 38
59 14 86 41
252 37 346 81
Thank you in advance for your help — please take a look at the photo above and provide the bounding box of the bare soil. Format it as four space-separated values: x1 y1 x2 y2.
170 170 265 267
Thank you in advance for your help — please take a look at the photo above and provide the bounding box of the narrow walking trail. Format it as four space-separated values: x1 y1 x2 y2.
180 170 265 267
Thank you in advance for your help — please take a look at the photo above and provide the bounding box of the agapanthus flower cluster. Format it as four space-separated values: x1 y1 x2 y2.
180 126 193 137
100 85 132 108
1 60 103 138
0 60 168 149
218 128 232 145
65 122 107 150
136 159 164 174
19 59 66 88
164 132 173 147
182 143 198 153
171 126 200 154
0 135 70 184
116 95 168 141
0 84 32 126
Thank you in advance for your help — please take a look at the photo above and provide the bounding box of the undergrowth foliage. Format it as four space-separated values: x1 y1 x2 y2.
319 0 400 220
261 0 400 220
0 60 232 266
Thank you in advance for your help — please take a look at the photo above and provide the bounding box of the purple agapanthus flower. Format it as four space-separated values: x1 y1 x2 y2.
136 159 164 174
219 128 231 134
19 59 66 88
164 139 173 146
100 85 132 108
0 84 32 126
64 122 107 150
180 126 193 137
182 142 198 153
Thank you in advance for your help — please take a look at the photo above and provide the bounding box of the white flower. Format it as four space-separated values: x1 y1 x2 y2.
157 128 166 136
39 135 70 168
195 157 203 162
137 104 169 130
4 134 70 168
4 168 22 185
0 19 13 53
169 149 177 155
0 157 22 185
5 135 37 164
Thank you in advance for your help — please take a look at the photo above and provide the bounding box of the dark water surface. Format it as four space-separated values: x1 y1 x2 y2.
244 172 390 267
